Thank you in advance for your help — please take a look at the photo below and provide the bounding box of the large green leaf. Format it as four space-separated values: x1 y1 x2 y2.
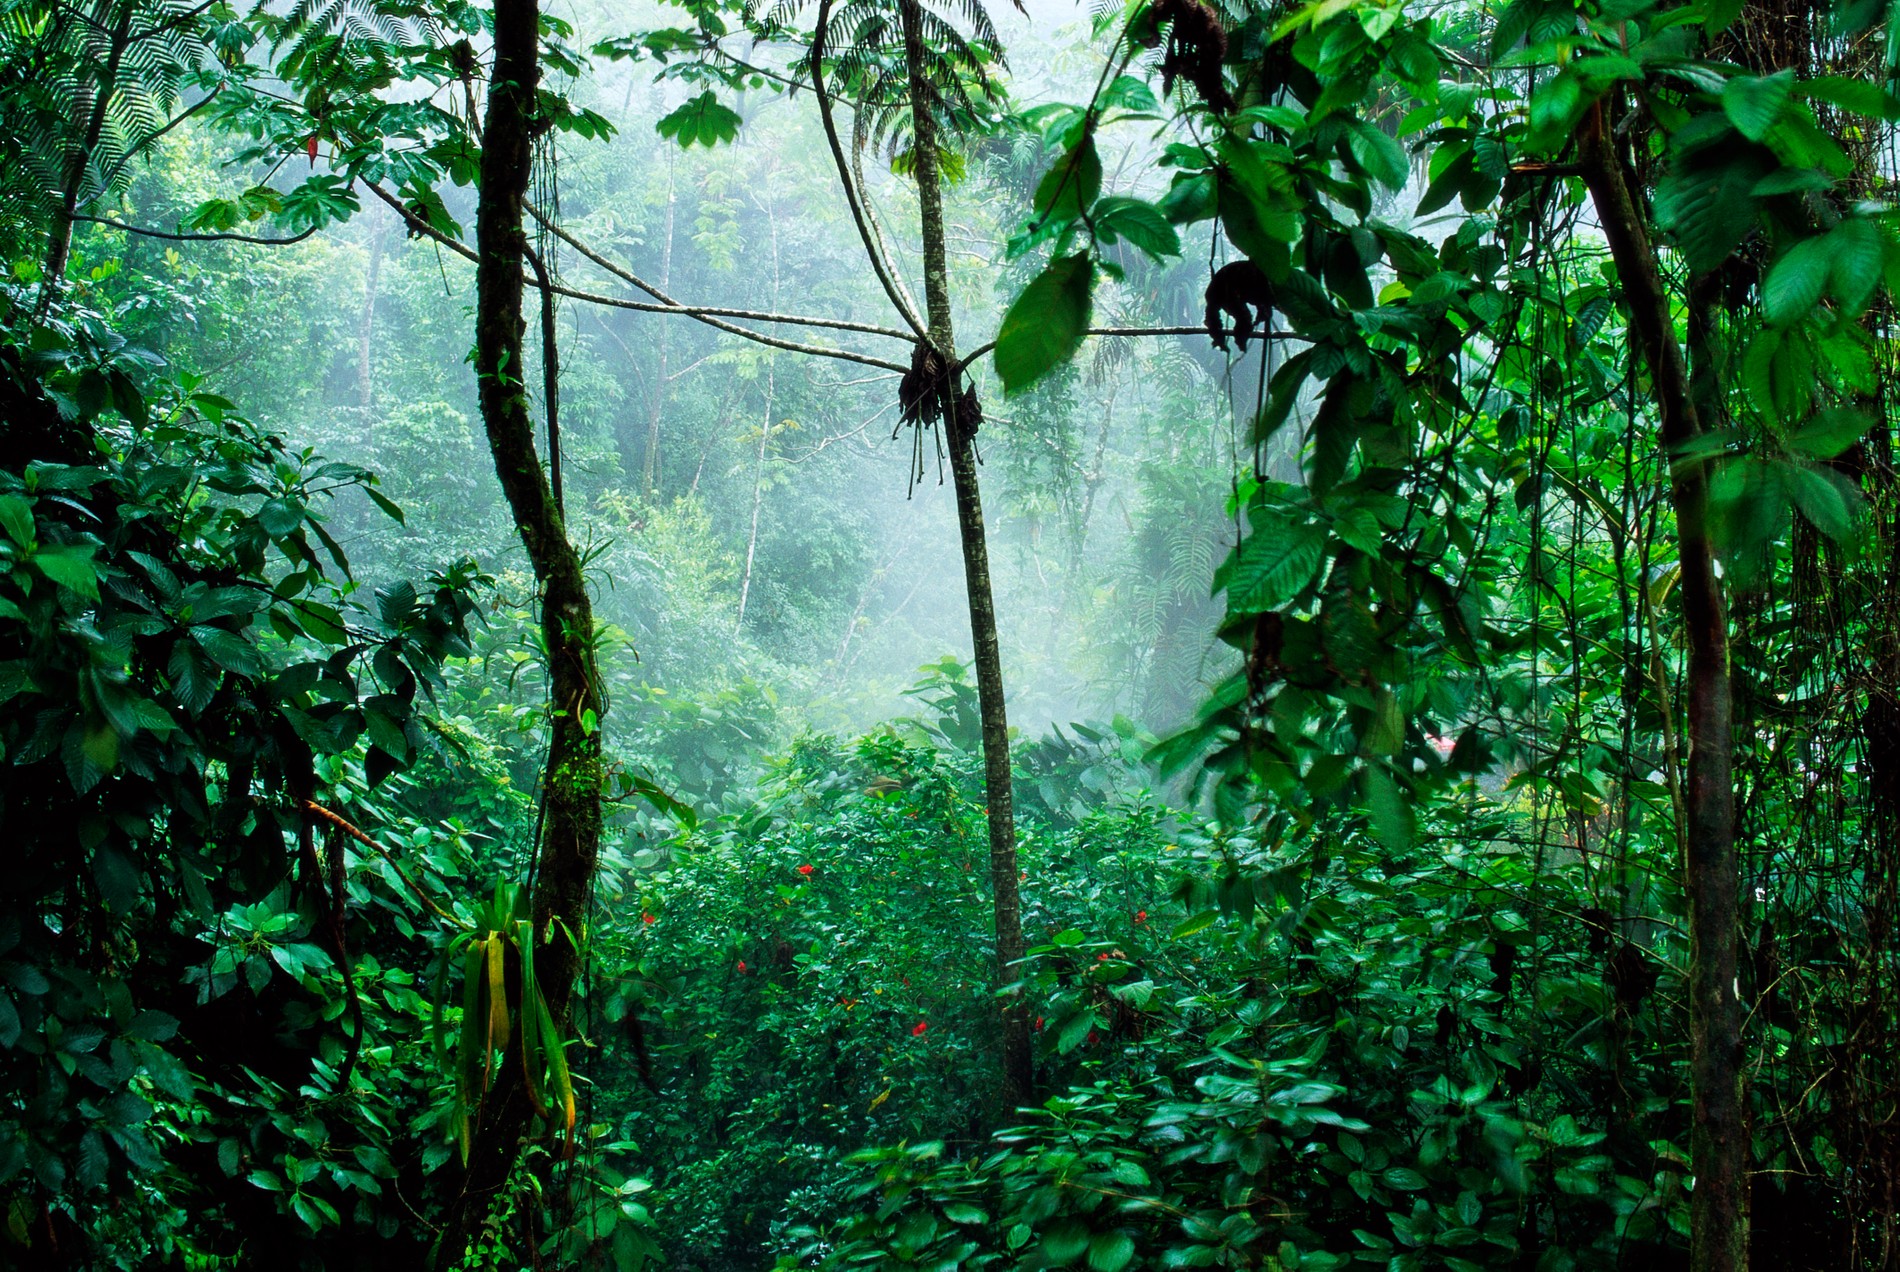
1033 135 1102 222
655 92 741 148
1781 460 1860 540
1762 234 1833 325
1091 196 1180 261
1223 518 1327 613
1345 118 1408 190
1826 217 1883 315
994 253 1094 395
1723 69 1794 141
1655 148 1768 272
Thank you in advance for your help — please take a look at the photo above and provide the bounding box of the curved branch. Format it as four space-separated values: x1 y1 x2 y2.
553 283 910 372
366 181 913 372
298 800 470 930
955 325 1311 373
521 199 911 341
69 213 318 245
811 0 928 340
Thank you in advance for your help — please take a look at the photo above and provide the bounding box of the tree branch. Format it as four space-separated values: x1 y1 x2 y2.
955 326 1310 373
809 0 928 339
69 213 317 245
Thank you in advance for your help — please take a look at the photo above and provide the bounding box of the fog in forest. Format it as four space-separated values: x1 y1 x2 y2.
147 0 1251 775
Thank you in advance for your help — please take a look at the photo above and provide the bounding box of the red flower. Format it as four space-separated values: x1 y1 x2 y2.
1097 953 1109 962
1135 910 1147 923
1034 1016 1045 1031
737 960 748 973
1086 1029 1101 1046
642 913 655 925
911 1020 928 1036
797 864 814 877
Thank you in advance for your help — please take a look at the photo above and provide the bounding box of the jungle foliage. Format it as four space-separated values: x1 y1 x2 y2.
2 0 1899 1266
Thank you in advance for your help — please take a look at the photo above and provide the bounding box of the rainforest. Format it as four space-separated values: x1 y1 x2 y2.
1 0 1896 1266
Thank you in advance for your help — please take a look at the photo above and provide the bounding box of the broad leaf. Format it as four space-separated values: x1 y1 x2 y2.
1223 518 1327 613
994 253 1094 394
656 92 741 148
1723 69 1794 141
1091 196 1181 260
1762 234 1833 325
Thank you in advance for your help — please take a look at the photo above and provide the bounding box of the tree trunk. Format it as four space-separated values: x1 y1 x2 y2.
899 0 1033 1108
40 0 133 311
736 362 773 632
1576 103 1745 1272
432 0 604 1262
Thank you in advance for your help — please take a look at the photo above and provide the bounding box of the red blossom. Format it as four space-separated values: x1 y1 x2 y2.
797 864 814 877
1086 1029 1101 1046
911 1020 928 1036
1135 910 1147 923
737 960 748 973
1035 1016 1045 1031
642 912 656 925
1097 953 1109 962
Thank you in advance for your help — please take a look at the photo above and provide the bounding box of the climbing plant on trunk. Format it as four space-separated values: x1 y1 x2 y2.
431 0 606 1260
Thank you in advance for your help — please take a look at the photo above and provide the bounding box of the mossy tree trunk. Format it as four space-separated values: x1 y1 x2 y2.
432 0 604 1261
899 0 1034 1109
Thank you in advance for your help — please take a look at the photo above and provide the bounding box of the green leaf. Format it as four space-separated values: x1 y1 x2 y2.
1092 196 1181 261
193 626 264 677
1345 119 1408 190
655 92 741 148
364 488 405 524
943 1202 989 1225
1034 135 1102 222
994 253 1094 395
1088 1232 1136 1272
1826 217 1883 315
1040 1219 1090 1262
256 497 305 538
1655 150 1768 272
1382 1166 1429 1190
1802 74 1900 119
1363 765 1414 853
1171 910 1218 939
1782 461 1860 540
1223 520 1327 613
1702 0 1743 32
33 546 98 599
1723 69 1794 141
0 495 33 547
1784 407 1872 459
1763 235 1833 325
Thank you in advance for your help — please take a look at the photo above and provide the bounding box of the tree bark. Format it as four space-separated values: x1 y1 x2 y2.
899 0 1034 1108
1576 103 1744 1272
40 0 133 311
432 0 604 1262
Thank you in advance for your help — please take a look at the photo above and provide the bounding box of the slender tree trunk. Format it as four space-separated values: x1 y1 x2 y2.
40 0 132 312
736 363 773 632
899 0 1033 1107
1577 103 1744 1272
433 0 603 1261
